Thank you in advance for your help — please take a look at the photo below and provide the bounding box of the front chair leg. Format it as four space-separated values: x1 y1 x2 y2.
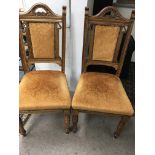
114 116 130 138
19 116 26 136
72 110 78 133
64 110 70 134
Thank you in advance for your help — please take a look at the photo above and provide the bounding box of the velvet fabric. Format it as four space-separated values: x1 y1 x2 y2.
19 71 71 111
93 26 120 61
29 23 54 58
72 72 134 116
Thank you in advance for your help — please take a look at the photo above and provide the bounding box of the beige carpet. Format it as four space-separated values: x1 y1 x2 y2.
20 112 135 155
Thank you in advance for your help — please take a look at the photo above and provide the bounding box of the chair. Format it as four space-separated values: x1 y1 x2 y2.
19 3 71 136
71 6 135 138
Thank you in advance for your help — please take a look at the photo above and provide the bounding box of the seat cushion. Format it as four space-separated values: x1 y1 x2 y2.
72 72 134 116
19 71 71 111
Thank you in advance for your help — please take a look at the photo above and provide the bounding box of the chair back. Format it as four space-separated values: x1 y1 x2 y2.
19 3 66 73
82 6 135 76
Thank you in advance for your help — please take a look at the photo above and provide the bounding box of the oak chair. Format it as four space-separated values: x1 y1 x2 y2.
71 6 135 138
19 3 71 136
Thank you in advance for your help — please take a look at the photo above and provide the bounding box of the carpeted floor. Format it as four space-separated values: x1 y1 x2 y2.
20 113 134 155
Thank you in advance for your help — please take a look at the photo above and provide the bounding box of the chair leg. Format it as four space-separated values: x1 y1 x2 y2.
114 116 130 138
72 110 78 133
64 110 70 134
19 116 26 136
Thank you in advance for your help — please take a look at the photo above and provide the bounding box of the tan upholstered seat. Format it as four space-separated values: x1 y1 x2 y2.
72 72 134 116
19 71 71 111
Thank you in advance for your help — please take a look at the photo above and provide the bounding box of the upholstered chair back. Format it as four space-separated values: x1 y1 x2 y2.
82 6 135 76
19 3 66 73
29 23 55 58
93 25 120 61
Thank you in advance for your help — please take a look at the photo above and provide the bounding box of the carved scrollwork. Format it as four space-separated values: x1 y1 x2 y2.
20 3 60 17
19 21 28 33
56 23 62 30
94 6 129 21
88 23 94 31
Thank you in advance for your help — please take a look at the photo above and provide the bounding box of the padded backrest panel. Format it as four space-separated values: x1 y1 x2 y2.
93 25 120 61
29 23 54 58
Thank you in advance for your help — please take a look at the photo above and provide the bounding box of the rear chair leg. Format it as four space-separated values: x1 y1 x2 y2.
19 116 26 136
72 110 78 133
64 110 70 134
114 116 130 138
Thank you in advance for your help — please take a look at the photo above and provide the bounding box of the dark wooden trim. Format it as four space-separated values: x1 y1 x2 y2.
88 24 95 61
25 22 34 59
113 28 124 62
19 116 26 136
19 109 70 114
28 58 62 66
19 18 62 22
19 23 29 73
72 110 78 133
64 110 70 134
19 3 61 18
72 108 134 117
116 10 134 76
114 116 130 138
62 6 66 73
94 6 130 21
81 7 89 73
55 23 60 59
23 114 31 125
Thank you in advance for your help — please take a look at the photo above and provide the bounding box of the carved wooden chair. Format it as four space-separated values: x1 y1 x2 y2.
72 6 135 138
19 3 71 136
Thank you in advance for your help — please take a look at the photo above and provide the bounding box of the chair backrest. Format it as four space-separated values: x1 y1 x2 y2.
82 6 135 76
19 3 66 73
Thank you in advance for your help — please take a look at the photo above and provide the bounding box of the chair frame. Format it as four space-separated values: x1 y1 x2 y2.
19 3 70 136
72 6 135 138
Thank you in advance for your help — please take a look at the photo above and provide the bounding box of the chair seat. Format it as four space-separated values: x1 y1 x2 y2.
19 71 71 111
72 72 134 116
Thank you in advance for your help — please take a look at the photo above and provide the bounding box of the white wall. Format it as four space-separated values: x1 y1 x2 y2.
70 0 88 91
87 0 94 15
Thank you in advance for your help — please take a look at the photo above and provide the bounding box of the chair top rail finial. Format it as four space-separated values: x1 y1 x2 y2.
19 3 61 17
93 6 130 22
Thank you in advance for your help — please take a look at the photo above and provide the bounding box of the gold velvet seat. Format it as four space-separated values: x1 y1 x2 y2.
19 4 70 136
72 72 134 116
20 71 71 111
71 6 135 138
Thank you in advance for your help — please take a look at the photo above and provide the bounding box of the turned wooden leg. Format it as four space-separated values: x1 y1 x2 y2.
19 116 26 136
114 116 130 138
72 110 78 133
64 110 70 134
